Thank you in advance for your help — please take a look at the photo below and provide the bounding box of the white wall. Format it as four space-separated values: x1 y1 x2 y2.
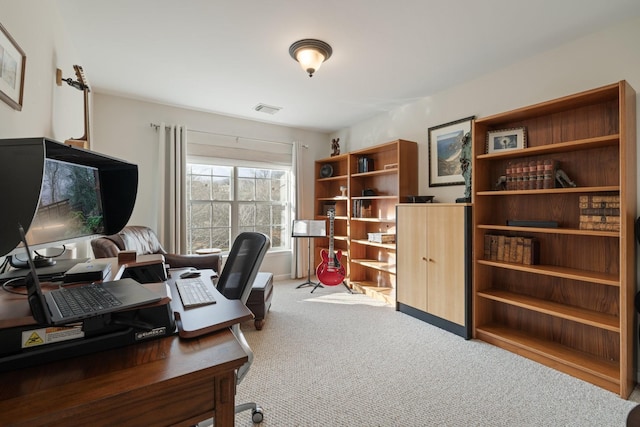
0 0 84 140
331 17 640 204
92 93 329 279
0 0 90 258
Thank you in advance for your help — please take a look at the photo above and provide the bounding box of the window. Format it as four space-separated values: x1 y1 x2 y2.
186 163 290 253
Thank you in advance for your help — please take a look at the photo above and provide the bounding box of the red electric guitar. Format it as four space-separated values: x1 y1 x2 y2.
316 209 346 286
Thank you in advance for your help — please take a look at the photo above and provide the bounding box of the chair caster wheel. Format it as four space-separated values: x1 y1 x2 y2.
252 407 264 424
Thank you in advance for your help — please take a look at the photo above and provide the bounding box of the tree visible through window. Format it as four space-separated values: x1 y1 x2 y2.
186 163 289 253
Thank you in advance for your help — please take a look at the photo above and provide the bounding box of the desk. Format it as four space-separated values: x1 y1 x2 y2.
0 258 254 427
0 329 246 426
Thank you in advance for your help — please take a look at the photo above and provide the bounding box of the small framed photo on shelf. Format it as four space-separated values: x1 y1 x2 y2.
487 127 527 154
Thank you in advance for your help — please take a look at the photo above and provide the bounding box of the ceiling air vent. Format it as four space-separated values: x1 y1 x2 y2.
254 103 282 115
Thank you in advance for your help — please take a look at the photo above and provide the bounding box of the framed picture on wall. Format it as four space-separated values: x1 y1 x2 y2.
0 22 26 111
428 116 474 187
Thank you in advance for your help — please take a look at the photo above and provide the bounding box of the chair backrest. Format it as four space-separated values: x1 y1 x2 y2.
216 232 270 304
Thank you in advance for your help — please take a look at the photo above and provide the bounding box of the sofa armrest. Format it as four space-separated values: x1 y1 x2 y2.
163 253 222 275
91 236 124 258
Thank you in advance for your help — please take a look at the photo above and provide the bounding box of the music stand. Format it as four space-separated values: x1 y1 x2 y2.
292 220 326 289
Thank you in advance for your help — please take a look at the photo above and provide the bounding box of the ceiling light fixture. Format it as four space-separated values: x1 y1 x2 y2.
289 39 332 77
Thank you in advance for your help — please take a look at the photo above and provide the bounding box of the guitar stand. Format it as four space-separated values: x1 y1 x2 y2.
311 280 352 294
296 237 321 289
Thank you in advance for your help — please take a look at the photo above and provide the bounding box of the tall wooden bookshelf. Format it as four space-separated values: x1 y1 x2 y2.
471 81 636 397
314 140 418 303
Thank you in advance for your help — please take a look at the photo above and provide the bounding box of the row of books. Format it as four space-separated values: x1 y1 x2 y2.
352 199 372 218
503 159 558 190
484 234 540 265
578 194 620 231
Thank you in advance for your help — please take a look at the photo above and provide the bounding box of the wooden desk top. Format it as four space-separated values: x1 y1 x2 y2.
0 328 247 426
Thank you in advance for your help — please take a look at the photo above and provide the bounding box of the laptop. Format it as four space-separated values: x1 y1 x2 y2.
18 224 162 326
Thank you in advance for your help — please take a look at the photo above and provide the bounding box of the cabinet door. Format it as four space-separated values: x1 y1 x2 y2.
396 206 427 311
426 206 466 326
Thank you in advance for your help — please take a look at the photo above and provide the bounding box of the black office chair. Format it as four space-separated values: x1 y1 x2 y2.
213 232 270 424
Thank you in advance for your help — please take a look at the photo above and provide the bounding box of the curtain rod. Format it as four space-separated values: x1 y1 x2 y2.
149 122 308 148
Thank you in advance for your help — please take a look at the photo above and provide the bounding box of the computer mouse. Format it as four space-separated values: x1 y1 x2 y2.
180 271 201 279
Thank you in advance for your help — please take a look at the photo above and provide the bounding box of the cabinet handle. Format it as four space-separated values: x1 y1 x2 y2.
428 258 435 262
422 256 427 261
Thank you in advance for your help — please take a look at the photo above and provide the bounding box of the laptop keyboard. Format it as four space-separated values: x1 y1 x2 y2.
51 284 123 317
176 277 217 308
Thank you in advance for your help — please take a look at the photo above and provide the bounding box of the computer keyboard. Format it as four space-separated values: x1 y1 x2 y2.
175 277 217 308
51 284 123 317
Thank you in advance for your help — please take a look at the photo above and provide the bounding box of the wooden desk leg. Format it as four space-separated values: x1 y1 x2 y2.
213 370 237 427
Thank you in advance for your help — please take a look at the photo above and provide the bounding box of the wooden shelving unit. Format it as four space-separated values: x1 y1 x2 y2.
471 81 636 398
314 140 418 304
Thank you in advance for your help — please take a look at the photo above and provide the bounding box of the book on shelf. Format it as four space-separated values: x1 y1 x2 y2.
543 159 558 189
522 237 540 265
579 215 620 224
579 207 620 216
579 221 621 231
489 235 499 260
503 237 511 262
505 237 518 263
496 235 506 261
484 234 537 265
578 194 620 209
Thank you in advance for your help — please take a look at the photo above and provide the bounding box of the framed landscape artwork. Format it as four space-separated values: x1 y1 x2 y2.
428 116 474 187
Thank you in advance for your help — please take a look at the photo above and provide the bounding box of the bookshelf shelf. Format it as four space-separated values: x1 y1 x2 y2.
476 134 619 160
478 224 619 237
477 289 619 331
475 325 620 390
476 185 619 196
350 239 396 250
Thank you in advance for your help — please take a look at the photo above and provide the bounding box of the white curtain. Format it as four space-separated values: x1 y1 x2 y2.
291 142 305 279
157 123 187 253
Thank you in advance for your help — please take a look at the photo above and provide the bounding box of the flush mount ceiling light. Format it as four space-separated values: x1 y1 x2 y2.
289 39 332 77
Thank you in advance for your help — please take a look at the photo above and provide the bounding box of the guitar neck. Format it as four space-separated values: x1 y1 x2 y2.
328 214 334 256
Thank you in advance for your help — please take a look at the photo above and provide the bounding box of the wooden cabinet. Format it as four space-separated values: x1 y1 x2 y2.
314 140 418 304
397 204 472 338
471 81 636 397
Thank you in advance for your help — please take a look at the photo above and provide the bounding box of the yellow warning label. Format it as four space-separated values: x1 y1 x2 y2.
21 326 85 349
24 332 44 347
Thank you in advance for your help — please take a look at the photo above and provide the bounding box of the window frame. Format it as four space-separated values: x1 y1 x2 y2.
185 156 291 254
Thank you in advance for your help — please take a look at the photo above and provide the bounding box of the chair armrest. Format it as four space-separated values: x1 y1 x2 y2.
163 253 222 275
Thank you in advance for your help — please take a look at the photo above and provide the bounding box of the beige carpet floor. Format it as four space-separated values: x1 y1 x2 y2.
225 278 638 426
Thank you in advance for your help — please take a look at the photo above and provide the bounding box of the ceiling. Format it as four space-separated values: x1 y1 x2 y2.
55 0 640 134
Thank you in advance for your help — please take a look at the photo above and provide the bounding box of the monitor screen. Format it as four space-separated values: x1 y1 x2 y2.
24 158 105 248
